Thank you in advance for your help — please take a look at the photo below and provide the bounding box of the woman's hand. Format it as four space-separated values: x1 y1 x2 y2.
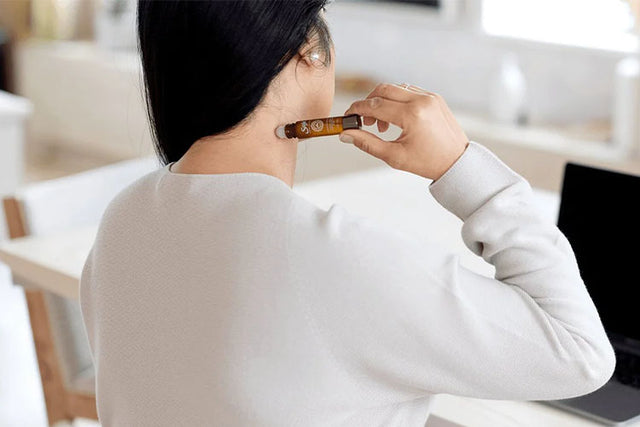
340 83 469 181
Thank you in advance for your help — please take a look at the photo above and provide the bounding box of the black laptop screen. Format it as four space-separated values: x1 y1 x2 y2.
557 163 640 345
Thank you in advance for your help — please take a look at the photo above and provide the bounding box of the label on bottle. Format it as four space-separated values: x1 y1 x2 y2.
300 121 310 135
311 119 324 132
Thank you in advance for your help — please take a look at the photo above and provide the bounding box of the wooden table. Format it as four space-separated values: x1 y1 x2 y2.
0 166 628 427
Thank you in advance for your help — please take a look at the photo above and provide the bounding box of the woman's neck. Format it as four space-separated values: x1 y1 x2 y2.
169 112 300 188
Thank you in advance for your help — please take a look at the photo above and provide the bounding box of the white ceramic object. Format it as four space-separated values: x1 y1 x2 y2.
489 53 528 126
612 55 640 155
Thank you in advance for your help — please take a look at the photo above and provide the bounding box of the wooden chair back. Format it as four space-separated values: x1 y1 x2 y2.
1 154 158 425
2 196 98 424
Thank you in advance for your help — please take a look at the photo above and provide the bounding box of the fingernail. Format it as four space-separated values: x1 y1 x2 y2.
339 133 354 144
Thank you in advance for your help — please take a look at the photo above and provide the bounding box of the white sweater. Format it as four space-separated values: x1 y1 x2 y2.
80 141 615 426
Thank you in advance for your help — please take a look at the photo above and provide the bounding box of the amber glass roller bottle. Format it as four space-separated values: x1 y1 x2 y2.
275 114 362 139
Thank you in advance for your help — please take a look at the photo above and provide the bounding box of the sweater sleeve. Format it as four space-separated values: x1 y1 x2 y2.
288 141 615 402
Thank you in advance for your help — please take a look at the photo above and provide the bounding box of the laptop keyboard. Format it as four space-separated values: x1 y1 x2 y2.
615 351 640 388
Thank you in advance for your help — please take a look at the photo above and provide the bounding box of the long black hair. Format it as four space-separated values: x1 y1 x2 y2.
137 0 333 165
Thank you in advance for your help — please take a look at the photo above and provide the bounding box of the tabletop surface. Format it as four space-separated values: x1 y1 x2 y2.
0 165 632 427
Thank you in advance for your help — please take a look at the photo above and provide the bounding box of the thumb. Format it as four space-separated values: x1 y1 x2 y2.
339 130 397 163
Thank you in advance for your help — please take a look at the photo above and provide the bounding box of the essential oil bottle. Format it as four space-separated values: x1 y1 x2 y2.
275 114 362 139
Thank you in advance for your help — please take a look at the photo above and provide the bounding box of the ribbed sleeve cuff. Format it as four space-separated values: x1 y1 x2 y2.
428 141 525 221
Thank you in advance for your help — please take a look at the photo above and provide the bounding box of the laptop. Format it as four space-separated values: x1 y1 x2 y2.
545 162 640 425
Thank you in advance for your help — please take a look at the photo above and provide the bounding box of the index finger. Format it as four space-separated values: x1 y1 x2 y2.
360 83 423 128
364 82 422 103
344 97 406 129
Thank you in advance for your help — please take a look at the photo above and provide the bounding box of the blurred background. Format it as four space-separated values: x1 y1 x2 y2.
0 0 639 425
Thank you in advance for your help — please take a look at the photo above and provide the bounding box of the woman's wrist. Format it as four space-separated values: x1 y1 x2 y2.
429 140 470 182
429 141 525 221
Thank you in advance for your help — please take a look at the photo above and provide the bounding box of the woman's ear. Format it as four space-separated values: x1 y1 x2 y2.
297 31 329 70
298 48 325 70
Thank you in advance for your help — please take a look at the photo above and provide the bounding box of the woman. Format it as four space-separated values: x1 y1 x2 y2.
79 1 616 426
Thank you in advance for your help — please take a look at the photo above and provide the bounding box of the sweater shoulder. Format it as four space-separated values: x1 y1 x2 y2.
96 168 165 229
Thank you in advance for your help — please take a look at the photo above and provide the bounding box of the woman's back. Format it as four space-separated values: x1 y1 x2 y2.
81 145 616 426
80 164 435 425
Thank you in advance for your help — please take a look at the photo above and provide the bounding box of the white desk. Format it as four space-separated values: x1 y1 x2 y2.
0 225 96 299
0 166 630 427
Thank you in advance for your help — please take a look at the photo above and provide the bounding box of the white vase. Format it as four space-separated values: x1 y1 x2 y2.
612 55 640 156
489 53 529 126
